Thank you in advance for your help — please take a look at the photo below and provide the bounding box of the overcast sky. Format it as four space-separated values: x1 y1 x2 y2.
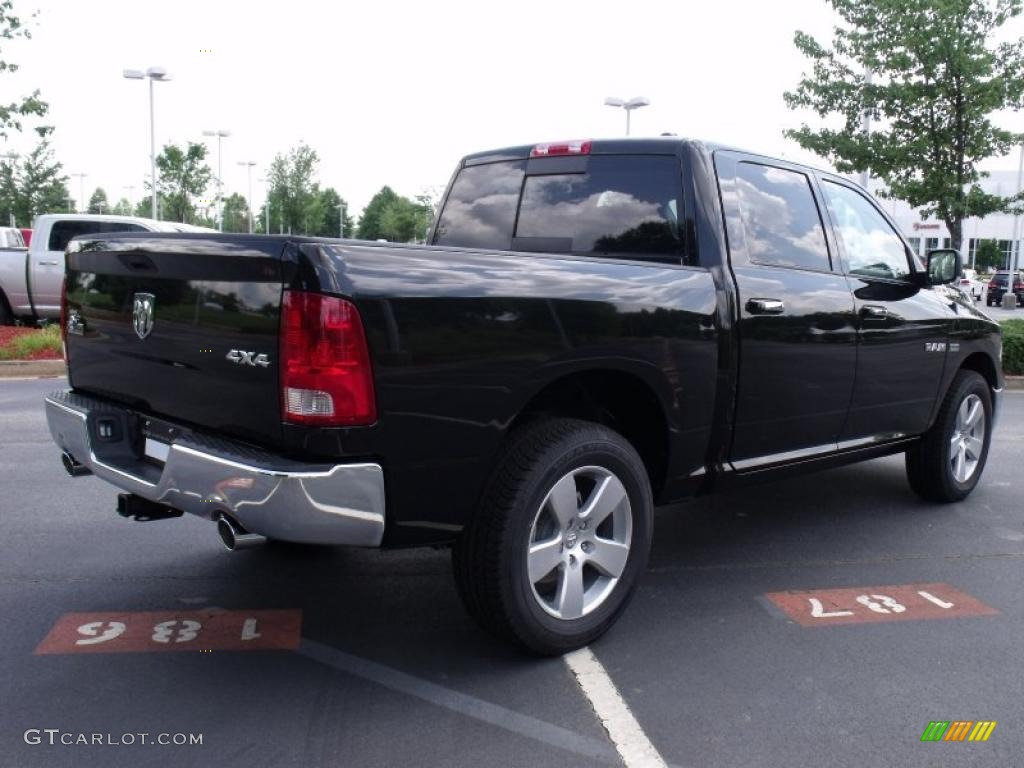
5 0 1024 218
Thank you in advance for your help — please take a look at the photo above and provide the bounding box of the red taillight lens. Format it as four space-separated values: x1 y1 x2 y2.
279 291 376 426
530 140 592 157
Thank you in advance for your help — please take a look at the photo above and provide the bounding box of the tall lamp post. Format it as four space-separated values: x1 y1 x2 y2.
123 66 171 221
1 153 16 226
257 177 270 234
237 161 256 233
203 129 231 231
1011 140 1024 274
336 202 346 238
70 172 88 212
603 96 650 136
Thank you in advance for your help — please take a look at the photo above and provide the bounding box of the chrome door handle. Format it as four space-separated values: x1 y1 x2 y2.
746 298 785 315
38 260 59 266
861 305 889 319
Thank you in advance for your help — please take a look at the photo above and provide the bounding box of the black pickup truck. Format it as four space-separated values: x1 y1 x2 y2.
46 138 1002 654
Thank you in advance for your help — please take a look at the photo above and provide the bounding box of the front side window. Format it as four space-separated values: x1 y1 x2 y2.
514 156 682 261
433 160 526 250
734 163 830 271
822 181 912 281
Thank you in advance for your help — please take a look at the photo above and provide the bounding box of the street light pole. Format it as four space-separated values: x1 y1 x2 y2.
1 153 16 226
336 202 346 238
238 161 256 233
1011 141 1024 274
257 177 269 234
123 66 170 220
70 173 88 212
203 129 231 231
603 96 651 136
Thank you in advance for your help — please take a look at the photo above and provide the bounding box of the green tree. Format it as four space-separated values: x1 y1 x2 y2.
1 133 70 224
360 188 435 242
356 186 399 240
112 196 132 215
153 142 213 223
974 239 1004 271
221 192 250 232
266 143 322 234
0 0 48 141
784 0 1024 250
311 187 354 237
87 187 109 214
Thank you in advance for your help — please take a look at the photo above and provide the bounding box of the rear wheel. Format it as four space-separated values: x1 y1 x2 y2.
0 290 13 326
906 370 992 502
453 418 653 655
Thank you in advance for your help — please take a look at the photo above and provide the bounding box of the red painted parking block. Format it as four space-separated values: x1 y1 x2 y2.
765 583 997 627
35 609 302 654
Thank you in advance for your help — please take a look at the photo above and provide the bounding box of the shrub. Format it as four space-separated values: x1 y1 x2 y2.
1002 319 1024 375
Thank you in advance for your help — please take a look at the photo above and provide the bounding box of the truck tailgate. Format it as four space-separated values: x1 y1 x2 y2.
65 235 286 447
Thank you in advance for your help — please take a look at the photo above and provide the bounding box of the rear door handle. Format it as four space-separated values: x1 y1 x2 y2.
861 305 889 319
746 298 785 315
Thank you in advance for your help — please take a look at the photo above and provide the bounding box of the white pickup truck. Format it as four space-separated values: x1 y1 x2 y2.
0 214 212 324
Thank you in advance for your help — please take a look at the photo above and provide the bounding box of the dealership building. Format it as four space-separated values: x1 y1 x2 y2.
870 169 1022 270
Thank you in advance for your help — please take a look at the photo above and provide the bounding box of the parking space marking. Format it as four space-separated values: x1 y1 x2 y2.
764 583 997 627
565 646 668 768
35 610 301 653
298 639 617 764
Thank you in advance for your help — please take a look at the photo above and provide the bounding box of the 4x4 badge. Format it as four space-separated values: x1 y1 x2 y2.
132 293 155 340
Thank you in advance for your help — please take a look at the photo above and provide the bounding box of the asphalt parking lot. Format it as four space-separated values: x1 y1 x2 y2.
2 376 1022 768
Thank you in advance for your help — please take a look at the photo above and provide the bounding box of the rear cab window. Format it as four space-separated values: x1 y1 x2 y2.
434 154 686 264
48 221 148 252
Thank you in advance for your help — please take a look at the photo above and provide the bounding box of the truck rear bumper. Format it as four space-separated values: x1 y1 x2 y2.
44 390 385 547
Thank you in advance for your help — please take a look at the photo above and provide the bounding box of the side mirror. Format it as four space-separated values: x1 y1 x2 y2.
926 248 962 286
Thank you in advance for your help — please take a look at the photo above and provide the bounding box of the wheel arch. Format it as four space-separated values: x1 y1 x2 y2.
508 368 672 498
959 351 999 391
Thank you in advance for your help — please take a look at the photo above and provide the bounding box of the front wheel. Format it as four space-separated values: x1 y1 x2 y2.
906 370 992 502
453 418 653 655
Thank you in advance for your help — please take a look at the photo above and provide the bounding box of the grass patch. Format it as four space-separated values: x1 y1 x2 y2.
0 324 63 360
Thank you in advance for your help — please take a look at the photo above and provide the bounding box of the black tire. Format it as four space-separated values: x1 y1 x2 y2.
906 370 992 503
453 418 653 655
0 290 13 326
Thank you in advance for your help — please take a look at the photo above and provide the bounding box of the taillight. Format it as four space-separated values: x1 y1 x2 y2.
530 140 591 157
279 291 376 426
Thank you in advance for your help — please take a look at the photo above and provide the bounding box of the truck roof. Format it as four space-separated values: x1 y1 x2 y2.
32 213 215 233
460 136 839 178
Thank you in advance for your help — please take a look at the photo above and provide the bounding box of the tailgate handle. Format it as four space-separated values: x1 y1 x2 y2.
746 298 785 315
118 253 157 271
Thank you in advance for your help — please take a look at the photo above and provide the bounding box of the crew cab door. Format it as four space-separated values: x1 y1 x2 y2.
817 178 952 441
716 153 857 466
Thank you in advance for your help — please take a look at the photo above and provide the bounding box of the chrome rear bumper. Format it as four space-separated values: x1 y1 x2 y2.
44 390 385 546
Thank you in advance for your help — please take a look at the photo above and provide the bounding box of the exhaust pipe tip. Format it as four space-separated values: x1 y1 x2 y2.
217 515 266 551
61 451 91 477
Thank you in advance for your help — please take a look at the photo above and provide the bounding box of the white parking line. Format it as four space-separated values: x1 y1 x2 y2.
564 646 668 768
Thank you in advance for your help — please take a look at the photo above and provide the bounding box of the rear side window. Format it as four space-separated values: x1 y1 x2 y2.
433 161 526 250
515 156 682 261
734 163 830 271
47 221 147 252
